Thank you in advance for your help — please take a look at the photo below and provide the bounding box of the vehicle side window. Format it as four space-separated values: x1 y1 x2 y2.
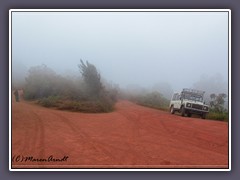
172 93 179 101
177 94 180 100
173 94 176 100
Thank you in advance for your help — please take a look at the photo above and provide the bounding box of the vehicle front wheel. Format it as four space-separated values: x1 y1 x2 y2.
201 113 206 119
170 106 175 114
181 106 185 117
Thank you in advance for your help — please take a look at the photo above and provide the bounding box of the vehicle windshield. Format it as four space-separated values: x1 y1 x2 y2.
182 93 203 102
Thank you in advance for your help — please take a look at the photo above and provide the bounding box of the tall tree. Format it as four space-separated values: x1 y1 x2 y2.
78 59 103 98
209 93 227 112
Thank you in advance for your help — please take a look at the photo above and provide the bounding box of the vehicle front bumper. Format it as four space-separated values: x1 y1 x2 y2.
185 107 209 114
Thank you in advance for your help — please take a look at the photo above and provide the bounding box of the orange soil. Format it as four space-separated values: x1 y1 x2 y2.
11 94 229 169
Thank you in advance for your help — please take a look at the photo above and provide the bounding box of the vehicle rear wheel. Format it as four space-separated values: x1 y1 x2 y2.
181 106 185 117
170 106 175 114
187 113 191 117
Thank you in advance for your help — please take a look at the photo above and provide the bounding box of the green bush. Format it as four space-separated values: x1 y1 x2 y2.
38 96 60 107
24 63 117 113
57 100 113 113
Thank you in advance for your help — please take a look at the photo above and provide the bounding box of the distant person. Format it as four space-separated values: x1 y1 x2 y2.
14 89 19 102
19 89 24 100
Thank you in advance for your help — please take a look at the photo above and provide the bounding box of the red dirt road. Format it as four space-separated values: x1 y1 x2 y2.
12 97 229 169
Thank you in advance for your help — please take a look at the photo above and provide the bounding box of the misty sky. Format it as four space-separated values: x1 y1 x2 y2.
12 11 229 92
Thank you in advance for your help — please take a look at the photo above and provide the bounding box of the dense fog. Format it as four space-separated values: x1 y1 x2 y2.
12 11 229 102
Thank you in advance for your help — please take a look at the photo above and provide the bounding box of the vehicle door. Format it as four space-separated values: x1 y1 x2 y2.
175 94 182 109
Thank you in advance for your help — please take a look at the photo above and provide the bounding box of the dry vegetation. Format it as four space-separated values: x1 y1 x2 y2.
23 61 118 113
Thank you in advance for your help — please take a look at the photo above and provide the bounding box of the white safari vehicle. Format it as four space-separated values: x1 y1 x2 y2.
169 88 209 119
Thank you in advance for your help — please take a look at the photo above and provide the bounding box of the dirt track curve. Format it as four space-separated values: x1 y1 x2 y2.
12 95 228 169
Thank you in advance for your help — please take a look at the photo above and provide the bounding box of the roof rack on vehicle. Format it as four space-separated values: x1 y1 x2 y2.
182 88 205 95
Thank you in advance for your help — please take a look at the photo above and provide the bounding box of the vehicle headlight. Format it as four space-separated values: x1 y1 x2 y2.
186 103 191 107
203 106 208 111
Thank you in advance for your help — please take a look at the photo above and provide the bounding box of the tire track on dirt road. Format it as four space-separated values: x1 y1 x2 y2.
19 110 46 164
31 111 45 162
116 110 148 164
150 113 228 155
51 112 118 164
18 109 45 157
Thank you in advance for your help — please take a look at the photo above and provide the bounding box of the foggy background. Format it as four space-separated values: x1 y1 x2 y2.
12 11 229 103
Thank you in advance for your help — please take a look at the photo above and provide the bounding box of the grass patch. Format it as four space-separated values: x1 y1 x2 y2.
136 102 169 111
58 100 113 113
37 96 114 113
206 111 228 122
